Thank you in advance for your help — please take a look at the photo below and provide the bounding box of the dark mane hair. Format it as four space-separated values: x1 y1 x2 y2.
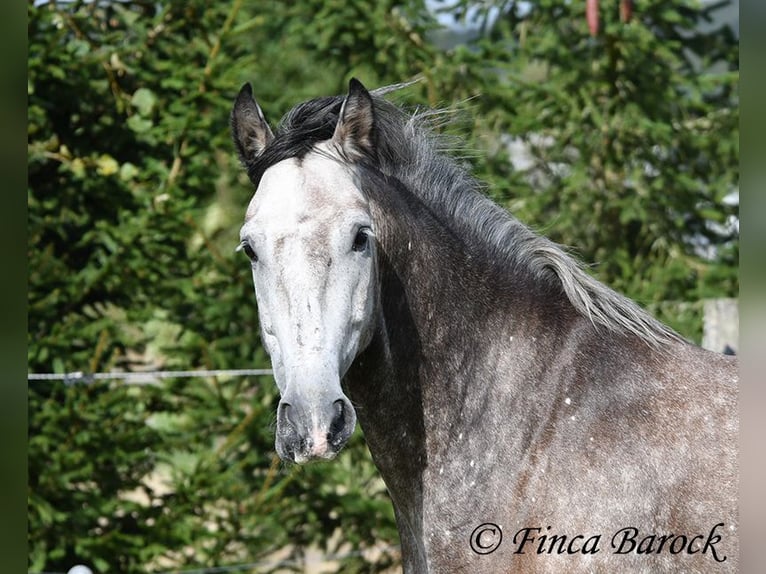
254 88 682 347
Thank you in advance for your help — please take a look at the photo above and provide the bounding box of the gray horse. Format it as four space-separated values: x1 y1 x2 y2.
231 79 738 573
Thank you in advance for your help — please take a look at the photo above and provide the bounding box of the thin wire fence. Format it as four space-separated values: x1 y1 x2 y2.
27 368 274 385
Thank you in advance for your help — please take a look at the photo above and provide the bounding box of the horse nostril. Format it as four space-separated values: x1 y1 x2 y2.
329 399 347 439
278 402 294 428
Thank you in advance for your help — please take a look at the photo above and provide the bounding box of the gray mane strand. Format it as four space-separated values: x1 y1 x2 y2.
368 90 682 348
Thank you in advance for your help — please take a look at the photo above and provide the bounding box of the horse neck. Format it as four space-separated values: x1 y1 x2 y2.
343 173 579 531
359 172 577 396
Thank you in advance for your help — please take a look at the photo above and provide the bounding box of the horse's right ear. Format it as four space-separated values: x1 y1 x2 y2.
231 83 274 165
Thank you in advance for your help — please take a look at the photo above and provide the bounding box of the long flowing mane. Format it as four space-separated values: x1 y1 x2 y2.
246 89 682 348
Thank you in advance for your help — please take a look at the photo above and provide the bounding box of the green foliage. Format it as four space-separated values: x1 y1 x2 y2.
429 0 738 323
28 0 737 572
29 375 397 573
28 1 403 571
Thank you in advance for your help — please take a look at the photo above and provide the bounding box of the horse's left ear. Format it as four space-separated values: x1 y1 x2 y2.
332 78 376 161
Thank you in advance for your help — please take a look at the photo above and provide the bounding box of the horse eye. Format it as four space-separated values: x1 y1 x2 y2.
352 228 370 253
240 242 258 262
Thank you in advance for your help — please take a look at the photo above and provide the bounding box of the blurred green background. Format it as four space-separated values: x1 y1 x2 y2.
27 0 738 572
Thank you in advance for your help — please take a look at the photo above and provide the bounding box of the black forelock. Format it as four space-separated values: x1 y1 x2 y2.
244 95 345 187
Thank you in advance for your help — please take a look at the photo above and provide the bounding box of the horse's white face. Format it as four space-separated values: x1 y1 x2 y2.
238 144 377 463
233 79 380 463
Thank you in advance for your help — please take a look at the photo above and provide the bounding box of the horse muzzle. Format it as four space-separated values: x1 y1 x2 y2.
275 392 357 464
